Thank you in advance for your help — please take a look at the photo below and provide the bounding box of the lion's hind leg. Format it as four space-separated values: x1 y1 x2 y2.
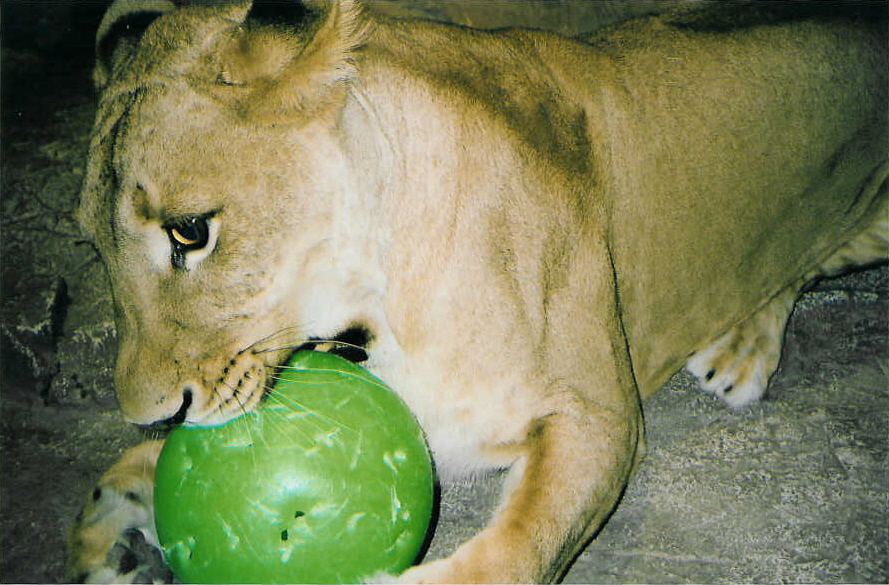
817 187 888 280
66 440 172 584
688 167 888 408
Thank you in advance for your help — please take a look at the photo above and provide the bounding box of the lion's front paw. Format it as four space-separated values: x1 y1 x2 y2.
70 523 172 584
67 441 173 584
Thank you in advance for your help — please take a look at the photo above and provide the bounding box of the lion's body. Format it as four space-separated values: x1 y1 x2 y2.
584 16 887 392
69 2 887 582
361 13 888 397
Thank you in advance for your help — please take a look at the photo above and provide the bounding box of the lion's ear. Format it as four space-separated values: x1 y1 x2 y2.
93 0 175 90
224 0 369 121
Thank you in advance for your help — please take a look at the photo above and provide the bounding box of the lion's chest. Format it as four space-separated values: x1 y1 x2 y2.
368 351 540 480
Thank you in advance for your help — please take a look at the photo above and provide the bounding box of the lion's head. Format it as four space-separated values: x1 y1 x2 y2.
77 1 375 426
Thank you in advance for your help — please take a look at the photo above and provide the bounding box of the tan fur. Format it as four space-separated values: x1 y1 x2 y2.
70 1 887 582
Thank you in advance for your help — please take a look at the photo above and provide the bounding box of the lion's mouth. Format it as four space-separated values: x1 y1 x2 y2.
294 325 372 364
148 326 373 430
184 357 269 428
249 324 372 418
237 324 374 421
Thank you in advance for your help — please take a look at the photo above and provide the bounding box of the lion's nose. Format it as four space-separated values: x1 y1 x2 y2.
150 388 193 428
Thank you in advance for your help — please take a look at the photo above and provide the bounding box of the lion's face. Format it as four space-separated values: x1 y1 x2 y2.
77 3 369 425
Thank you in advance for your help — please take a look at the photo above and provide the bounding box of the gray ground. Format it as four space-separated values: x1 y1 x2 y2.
1 2 886 583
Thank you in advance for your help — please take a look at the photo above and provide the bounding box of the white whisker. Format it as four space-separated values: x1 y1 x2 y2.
246 325 313 354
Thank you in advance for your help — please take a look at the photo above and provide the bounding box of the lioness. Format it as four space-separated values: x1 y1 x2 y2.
68 1 887 582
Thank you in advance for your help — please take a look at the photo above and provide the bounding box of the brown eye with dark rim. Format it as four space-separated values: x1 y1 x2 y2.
165 216 209 269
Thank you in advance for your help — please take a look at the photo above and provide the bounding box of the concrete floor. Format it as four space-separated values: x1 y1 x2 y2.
1 2 886 583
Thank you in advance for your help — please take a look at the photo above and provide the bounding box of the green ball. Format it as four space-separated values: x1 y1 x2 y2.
154 350 434 584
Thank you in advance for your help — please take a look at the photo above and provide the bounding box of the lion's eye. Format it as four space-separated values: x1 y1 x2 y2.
164 216 210 269
169 218 208 248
